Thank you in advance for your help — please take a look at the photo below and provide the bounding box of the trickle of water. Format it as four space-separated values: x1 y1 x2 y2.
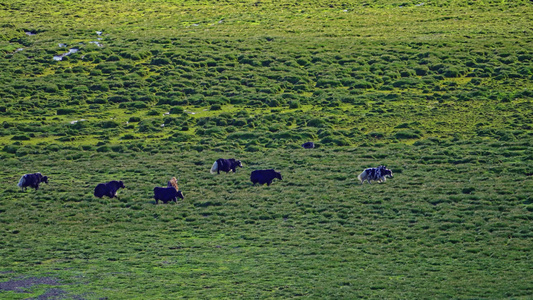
52 48 79 61
89 41 103 47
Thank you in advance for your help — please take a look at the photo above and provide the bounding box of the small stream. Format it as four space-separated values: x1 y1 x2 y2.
53 48 79 61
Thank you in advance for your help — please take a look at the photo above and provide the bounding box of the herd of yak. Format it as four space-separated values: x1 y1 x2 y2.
17 155 393 204
17 158 284 204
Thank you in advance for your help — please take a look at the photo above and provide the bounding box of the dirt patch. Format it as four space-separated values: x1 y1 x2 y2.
0 276 60 292
29 288 71 299
29 288 89 300
0 276 89 299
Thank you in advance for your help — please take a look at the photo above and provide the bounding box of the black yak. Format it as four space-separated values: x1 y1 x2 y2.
94 180 125 198
154 187 184 204
302 142 315 149
210 158 243 174
17 173 49 191
250 169 282 186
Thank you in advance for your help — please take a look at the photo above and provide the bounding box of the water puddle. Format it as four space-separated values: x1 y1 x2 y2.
91 31 104 46
53 48 79 61
53 31 104 61
89 41 103 47
70 119 86 125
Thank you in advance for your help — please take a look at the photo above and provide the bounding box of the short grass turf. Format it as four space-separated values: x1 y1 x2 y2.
0 0 532 298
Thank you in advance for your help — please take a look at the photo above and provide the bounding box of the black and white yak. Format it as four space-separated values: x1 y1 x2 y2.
210 158 243 174
357 166 393 184
17 173 49 191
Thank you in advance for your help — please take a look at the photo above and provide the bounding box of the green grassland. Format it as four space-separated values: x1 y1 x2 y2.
1 0 532 298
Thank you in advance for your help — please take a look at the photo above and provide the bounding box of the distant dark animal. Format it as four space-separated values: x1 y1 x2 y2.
167 177 179 191
154 187 184 204
94 180 125 198
17 172 49 191
357 166 393 184
302 142 315 149
210 158 243 174
250 169 282 186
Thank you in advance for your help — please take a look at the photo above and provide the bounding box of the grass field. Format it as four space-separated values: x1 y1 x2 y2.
1 0 532 298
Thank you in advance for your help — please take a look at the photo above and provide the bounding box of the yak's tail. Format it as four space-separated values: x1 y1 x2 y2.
210 161 218 174
357 171 365 184
17 175 26 189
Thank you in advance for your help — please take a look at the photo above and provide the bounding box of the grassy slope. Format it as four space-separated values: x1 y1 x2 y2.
1 144 532 298
0 0 532 299
1 0 531 150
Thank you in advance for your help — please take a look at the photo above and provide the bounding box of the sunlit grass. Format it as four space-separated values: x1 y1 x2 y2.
0 0 532 298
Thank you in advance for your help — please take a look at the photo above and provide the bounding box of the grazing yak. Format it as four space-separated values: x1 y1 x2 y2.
210 158 243 174
357 166 393 184
94 180 125 198
302 142 315 149
154 187 184 204
250 169 282 186
17 172 49 191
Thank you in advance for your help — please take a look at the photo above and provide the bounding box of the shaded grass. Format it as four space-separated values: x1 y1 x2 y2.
1 142 532 298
